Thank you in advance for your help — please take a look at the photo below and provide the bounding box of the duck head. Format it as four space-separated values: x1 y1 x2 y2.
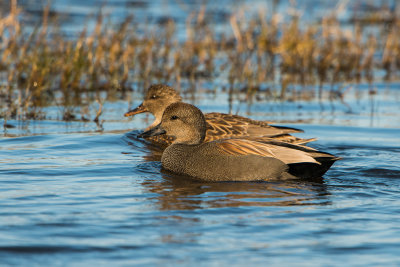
140 102 206 145
124 84 182 128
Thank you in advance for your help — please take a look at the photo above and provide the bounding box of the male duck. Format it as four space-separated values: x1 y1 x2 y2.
140 102 340 181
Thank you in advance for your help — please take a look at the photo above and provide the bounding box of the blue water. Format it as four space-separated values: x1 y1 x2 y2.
1 109 400 266
1 77 400 267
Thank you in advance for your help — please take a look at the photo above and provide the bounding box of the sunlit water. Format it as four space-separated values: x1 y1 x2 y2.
1 87 400 266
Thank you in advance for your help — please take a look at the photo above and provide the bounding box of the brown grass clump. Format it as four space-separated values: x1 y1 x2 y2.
1 1 400 123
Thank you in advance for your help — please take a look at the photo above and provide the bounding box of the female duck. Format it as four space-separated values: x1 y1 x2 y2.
125 84 314 146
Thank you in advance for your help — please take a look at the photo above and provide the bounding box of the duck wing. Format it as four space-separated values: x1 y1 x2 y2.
256 134 317 145
146 135 175 147
215 139 321 165
204 113 303 141
248 138 341 162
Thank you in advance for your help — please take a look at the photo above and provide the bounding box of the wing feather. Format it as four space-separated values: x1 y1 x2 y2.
216 139 319 165
205 112 303 141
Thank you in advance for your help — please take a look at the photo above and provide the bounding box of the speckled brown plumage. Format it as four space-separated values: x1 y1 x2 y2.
125 84 315 146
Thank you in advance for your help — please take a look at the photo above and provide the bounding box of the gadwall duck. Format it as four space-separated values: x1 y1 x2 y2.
125 84 315 146
140 102 340 181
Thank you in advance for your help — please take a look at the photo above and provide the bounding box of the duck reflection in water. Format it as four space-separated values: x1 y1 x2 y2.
138 168 331 211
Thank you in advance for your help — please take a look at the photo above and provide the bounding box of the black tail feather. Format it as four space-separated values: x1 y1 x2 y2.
288 157 340 179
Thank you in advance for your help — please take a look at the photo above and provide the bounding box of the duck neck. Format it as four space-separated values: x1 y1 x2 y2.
173 130 205 145
146 115 162 131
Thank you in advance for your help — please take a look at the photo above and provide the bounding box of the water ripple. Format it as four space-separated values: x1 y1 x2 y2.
0 124 399 266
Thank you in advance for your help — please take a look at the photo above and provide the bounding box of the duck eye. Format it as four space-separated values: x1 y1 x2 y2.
170 115 178 120
150 95 157 99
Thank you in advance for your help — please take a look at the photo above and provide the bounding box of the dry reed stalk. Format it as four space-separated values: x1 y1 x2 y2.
1 1 399 122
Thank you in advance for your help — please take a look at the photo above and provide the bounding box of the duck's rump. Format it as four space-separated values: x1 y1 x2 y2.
287 158 338 179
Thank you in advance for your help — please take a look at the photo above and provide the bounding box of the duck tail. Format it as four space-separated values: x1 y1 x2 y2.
288 154 341 179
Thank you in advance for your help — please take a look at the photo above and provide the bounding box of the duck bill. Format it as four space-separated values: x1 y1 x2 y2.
124 103 148 117
138 123 166 138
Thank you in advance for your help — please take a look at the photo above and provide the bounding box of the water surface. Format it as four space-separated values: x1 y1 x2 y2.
1 99 400 266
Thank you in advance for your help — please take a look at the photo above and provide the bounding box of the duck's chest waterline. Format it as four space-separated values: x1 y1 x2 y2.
159 143 290 181
161 144 193 174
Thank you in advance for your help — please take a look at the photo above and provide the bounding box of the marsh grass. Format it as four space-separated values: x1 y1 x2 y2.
1 1 399 124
